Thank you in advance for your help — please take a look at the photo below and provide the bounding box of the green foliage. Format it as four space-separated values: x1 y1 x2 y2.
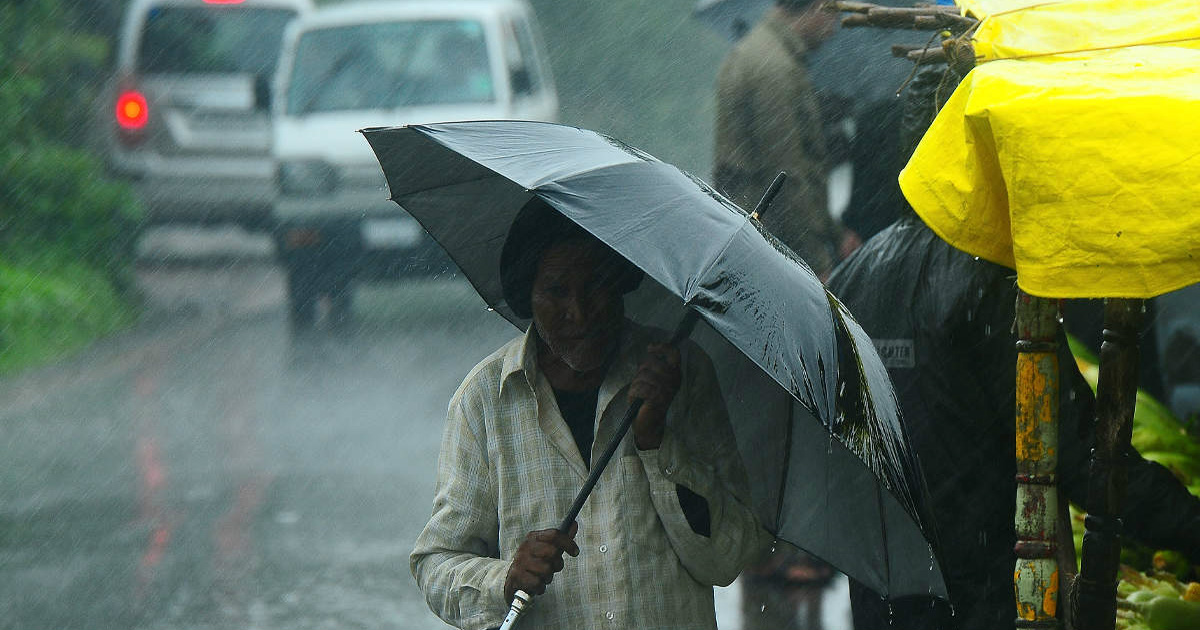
0 0 144 273
0 259 133 375
1 145 141 283
0 0 111 144
0 0 142 372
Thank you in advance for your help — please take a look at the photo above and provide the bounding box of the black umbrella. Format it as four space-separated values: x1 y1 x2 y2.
361 120 946 603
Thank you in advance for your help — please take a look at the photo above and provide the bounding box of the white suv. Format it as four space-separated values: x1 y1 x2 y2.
104 0 312 228
271 0 558 328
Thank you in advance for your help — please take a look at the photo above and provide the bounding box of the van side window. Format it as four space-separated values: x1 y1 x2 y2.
505 18 543 96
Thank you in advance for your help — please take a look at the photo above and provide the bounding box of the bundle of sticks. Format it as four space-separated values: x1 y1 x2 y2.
828 1 979 73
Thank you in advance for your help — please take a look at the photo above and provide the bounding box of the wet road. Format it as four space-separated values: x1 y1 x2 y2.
0 238 518 629
0 231 849 629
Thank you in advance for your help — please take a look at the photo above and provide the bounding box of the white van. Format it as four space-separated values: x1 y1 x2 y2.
271 0 558 328
104 0 313 227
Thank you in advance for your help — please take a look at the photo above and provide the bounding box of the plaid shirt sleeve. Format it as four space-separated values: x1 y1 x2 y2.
410 361 510 630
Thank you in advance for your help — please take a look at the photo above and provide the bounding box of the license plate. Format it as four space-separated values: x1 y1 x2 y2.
361 218 422 249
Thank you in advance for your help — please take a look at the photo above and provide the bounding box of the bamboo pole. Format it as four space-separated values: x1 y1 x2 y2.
1014 291 1062 629
1073 299 1144 630
832 1 973 30
835 1 978 70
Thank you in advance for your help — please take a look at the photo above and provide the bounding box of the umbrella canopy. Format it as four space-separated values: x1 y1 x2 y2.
362 120 946 599
900 0 1200 298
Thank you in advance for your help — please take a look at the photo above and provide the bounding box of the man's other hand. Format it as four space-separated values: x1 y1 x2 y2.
629 343 682 450
503 522 580 602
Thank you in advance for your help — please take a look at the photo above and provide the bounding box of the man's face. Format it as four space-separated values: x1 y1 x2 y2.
530 238 626 374
792 2 838 47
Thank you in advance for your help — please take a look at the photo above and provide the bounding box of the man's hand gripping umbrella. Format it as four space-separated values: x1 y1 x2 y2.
496 172 788 630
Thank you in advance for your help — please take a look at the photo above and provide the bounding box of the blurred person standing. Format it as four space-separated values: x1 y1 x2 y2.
714 0 843 279
714 2 842 627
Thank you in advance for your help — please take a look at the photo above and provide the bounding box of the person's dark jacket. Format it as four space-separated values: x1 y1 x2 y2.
827 215 1200 630
840 98 905 242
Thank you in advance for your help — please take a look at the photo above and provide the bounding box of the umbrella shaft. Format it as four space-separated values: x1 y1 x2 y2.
558 310 700 532
502 311 701 630
559 400 640 532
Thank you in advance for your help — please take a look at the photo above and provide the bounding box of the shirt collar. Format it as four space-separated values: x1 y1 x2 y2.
498 326 538 397
498 321 649 397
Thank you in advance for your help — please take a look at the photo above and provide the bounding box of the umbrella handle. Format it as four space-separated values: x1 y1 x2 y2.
498 310 702 629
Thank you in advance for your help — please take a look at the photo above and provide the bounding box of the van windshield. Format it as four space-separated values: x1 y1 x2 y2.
137 7 298 76
287 19 495 115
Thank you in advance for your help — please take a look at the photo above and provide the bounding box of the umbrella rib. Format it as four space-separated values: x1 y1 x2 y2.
525 156 651 191
386 170 499 203
688 214 751 299
875 479 893 596
772 398 797 532
689 216 829 425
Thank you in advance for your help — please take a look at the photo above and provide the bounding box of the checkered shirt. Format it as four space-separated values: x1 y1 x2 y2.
411 322 769 629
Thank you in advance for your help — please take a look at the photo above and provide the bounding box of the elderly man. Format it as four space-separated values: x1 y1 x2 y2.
411 200 766 629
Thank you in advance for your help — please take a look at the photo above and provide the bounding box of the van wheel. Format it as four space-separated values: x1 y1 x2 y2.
287 272 317 330
327 280 353 328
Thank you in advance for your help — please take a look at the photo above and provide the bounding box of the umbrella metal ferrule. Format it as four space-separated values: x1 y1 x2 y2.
749 172 787 222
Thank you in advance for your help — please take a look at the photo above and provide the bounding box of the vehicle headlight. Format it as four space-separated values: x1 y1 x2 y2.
277 160 337 196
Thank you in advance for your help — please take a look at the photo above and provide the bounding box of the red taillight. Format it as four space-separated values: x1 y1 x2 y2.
115 90 149 130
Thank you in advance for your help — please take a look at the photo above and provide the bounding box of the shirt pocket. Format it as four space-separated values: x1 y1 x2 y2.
617 455 668 556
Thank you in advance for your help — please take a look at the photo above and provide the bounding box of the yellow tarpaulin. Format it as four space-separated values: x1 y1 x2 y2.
961 0 1200 61
899 0 1200 298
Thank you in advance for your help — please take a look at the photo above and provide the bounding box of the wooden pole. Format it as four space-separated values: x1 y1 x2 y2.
1073 299 1144 630
832 1 974 31
1014 291 1062 629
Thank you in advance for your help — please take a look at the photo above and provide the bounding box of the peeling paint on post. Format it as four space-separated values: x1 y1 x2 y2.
1014 291 1061 629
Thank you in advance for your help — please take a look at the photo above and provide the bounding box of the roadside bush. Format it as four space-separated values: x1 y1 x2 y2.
0 260 132 374
0 0 143 373
0 0 143 286
0 146 142 286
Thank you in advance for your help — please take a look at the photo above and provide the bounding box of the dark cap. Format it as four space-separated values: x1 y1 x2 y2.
499 197 643 319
